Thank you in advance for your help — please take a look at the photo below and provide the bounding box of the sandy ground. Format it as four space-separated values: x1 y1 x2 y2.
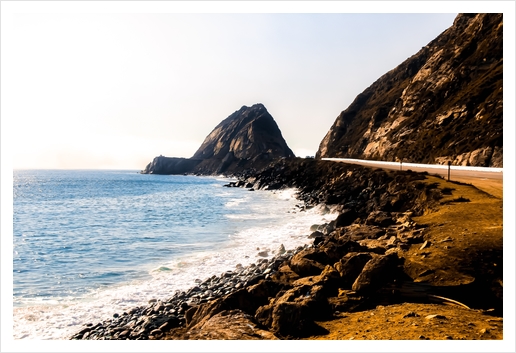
311 302 503 340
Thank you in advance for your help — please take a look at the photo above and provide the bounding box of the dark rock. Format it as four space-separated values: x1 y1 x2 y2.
184 298 224 328
270 265 300 285
312 235 325 247
254 284 330 338
352 253 401 294
294 248 333 265
149 329 162 336
289 250 328 277
334 209 358 228
334 252 374 287
70 327 92 340
270 301 314 337
314 265 341 292
185 309 279 340
365 211 395 227
403 311 420 318
142 104 295 175
141 157 202 175
309 231 324 240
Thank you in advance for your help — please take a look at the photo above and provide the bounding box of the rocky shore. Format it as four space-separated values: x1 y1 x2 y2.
70 247 303 340
71 158 502 340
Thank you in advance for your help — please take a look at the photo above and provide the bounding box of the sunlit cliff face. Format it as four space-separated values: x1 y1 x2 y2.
317 14 503 168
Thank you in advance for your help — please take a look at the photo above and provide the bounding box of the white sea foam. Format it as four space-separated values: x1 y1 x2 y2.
12 186 337 340
224 197 248 208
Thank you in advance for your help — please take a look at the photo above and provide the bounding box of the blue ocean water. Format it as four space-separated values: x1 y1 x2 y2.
12 169 336 339
14 170 250 303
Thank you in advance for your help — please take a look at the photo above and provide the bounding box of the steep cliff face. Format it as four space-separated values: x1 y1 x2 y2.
317 13 503 167
142 104 294 175
192 103 294 161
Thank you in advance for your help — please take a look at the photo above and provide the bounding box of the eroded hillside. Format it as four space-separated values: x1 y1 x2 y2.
317 13 502 167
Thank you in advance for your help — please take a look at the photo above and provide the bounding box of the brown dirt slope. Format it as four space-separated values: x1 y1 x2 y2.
310 303 503 340
307 175 503 340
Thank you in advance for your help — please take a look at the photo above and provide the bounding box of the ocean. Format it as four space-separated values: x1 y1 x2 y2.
12 169 337 340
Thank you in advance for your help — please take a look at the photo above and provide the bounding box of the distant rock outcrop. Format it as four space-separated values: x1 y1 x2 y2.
316 13 503 167
141 104 294 175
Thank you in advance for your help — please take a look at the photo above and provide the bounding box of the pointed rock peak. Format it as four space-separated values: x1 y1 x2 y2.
192 103 294 162
142 103 294 175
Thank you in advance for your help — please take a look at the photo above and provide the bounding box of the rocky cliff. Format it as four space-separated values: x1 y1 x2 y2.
316 13 503 167
141 104 295 175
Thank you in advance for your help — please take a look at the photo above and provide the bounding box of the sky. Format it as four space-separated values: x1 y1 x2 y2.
1 2 514 171
2 3 516 352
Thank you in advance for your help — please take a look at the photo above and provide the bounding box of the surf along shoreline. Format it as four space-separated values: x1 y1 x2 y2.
70 158 503 340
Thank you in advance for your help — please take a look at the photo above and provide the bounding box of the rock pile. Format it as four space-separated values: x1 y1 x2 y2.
238 158 443 218
70 250 299 340
166 209 431 339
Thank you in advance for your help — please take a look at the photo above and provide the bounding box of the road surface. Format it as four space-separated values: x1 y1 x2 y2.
321 158 504 198
321 158 503 180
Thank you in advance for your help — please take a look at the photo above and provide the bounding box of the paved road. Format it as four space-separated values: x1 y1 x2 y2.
321 158 503 181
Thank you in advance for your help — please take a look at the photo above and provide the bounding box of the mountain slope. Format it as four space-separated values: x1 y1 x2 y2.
192 103 294 168
316 13 503 167
142 104 294 175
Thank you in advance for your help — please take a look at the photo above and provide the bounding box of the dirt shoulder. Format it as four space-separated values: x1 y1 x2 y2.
310 302 503 340
445 175 503 199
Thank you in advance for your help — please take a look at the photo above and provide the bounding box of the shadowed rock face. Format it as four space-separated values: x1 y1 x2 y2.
192 103 294 161
316 13 503 167
141 103 294 175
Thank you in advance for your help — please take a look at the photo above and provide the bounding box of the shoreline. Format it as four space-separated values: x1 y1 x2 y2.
67 200 341 340
13 173 337 340
70 241 314 340
69 158 503 340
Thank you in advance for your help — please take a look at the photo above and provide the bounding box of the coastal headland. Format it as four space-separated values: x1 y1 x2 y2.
71 13 503 341
71 158 503 340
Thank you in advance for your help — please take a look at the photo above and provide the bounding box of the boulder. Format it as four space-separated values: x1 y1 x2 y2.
365 211 395 227
269 302 314 337
255 285 329 338
247 279 284 301
352 253 401 294
289 256 326 277
334 252 373 288
289 248 335 277
185 309 278 340
185 288 266 329
292 265 341 293
334 209 358 228
269 265 300 285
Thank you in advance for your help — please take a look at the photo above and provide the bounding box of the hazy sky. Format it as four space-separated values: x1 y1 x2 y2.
1 2 512 170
